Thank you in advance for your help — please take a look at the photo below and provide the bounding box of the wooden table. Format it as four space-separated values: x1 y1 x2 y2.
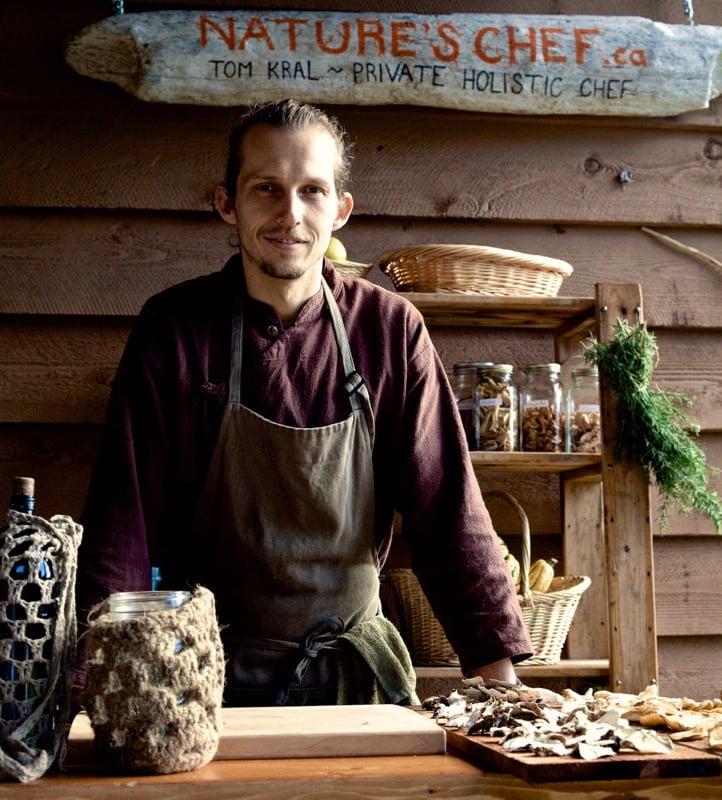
12 752 722 799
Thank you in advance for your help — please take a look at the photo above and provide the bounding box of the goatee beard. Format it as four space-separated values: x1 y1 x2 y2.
259 260 308 280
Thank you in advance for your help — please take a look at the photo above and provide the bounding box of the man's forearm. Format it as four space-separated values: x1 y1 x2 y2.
469 657 518 683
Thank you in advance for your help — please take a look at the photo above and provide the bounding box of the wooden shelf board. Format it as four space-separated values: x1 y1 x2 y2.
414 659 609 680
403 293 596 328
470 452 601 473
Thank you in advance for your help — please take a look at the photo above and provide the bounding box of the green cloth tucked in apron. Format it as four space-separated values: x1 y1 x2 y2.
191 277 411 705
337 616 419 705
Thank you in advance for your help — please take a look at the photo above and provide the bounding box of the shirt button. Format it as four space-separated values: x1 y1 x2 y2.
267 324 279 338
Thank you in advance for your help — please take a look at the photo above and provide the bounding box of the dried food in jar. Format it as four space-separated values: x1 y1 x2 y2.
520 364 563 453
569 409 602 453
566 367 601 454
476 365 516 452
522 405 563 452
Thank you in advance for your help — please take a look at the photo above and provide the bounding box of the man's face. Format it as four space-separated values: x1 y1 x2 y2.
218 124 353 282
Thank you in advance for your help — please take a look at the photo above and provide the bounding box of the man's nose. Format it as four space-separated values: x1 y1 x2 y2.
275 192 302 227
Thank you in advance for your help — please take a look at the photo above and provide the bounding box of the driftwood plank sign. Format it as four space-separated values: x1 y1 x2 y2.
65 11 722 116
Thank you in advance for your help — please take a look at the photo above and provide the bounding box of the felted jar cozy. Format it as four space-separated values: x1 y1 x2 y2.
83 586 225 774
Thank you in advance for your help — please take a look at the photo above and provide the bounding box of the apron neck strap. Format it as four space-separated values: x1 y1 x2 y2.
229 276 371 414
229 293 245 405
320 278 370 413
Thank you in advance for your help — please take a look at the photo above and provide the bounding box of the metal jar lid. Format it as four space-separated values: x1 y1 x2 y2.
478 363 514 375
108 590 191 621
525 362 561 373
453 361 494 374
571 365 599 378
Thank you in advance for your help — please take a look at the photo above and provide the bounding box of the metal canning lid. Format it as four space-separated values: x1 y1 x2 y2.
526 362 561 373
478 363 514 375
453 361 493 373
572 366 599 378
108 590 191 621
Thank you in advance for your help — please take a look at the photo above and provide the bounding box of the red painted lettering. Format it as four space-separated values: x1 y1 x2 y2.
391 20 416 57
540 27 567 63
474 27 502 64
629 48 648 67
199 16 236 51
357 19 385 56
507 26 537 64
574 27 601 65
431 22 460 62
238 17 275 51
315 20 350 54
274 18 308 52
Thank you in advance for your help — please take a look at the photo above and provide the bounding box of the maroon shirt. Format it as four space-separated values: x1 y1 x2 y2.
77 256 532 673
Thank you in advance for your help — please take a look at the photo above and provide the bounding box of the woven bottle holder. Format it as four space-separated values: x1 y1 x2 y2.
82 586 225 775
0 510 83 783
385 490 591 667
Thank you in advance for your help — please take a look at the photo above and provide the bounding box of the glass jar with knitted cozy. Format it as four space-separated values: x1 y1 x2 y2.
108 590 191 703
520 363 564 452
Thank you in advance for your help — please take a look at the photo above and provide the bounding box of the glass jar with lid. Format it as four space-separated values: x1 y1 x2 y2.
475 364 516 451
108 590 192 702
452 362 492 450
520 363 564 452
566 366 602 453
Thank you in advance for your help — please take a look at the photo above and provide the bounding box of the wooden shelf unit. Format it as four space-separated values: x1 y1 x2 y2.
468 452 601 474
403 285 657 694
414 659 610 681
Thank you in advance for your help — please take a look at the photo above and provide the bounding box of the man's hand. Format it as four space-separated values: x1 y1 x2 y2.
469 657 564 705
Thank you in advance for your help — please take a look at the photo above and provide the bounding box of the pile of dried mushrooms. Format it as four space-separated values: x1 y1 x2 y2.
423 680 722 761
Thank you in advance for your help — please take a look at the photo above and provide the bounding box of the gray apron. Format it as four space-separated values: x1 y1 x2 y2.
192 278 380 706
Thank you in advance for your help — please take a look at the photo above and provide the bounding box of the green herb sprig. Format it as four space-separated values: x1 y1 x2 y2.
584 319 721 533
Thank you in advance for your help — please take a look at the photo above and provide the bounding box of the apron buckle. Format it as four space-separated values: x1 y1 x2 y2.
344 371 365 397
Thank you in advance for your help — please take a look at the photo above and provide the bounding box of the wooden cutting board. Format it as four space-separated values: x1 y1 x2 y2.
67 705 446 763
443 726 721 783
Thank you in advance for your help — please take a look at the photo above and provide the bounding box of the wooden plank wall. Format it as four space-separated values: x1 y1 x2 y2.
1 0 720 699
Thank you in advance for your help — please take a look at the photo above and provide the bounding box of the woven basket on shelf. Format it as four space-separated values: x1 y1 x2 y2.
384 490 590 667
378 244 573 297
329 259 373 279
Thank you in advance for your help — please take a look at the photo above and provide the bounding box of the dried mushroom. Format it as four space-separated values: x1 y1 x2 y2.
522 405 563 452
568 410 602 453
476 372 515 452
423 679 696 761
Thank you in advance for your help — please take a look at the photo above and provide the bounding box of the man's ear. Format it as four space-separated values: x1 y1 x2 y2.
332 191 354 231
214 184 238 225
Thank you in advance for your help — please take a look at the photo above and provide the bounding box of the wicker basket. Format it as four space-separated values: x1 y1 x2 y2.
384 490 590 667
378 244 573 297
329 259 373 279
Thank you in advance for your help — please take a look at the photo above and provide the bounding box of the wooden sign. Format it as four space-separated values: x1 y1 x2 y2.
65 11 722 116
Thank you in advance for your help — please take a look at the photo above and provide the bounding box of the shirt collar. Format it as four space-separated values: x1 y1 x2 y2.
220 254 344 328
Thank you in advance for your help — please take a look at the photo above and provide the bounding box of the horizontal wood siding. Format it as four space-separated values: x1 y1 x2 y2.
2 214 720 327
1 0 720 698
4 103 722 226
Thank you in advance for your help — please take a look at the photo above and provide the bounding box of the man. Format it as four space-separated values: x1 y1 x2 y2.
77 99 532 705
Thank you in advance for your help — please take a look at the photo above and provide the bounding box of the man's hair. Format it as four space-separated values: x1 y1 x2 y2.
222 98 353 199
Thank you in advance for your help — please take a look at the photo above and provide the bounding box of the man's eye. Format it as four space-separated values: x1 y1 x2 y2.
255 184 274 193
303 186 324 195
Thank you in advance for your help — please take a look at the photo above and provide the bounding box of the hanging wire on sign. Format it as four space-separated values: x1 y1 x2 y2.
682 0 695 25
